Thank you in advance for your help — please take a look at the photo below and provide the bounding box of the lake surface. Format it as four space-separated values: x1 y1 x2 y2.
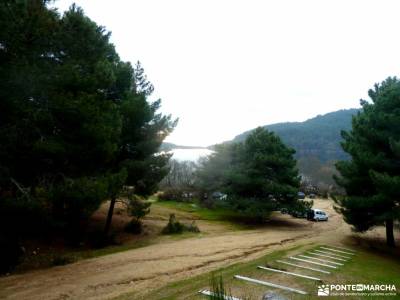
170 148 214 162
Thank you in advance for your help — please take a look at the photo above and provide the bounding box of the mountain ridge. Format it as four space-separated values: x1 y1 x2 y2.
232 108 360 162
162 108 360 163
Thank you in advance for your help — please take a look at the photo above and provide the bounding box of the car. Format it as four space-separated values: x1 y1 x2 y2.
298 192 305 199
308 193 316 199
307 209 328 221
211 191 227 201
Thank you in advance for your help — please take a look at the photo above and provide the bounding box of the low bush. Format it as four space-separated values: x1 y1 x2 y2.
162 214 184 234
162 214 200 234
51 254 74 266
186 221 200 233
124 219 143 234
127 197 151 221
125 195 151 235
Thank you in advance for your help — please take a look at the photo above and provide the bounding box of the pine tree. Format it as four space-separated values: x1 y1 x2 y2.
0 1 176 241
197 128 301 220
103 64 177 235
335 77 400 247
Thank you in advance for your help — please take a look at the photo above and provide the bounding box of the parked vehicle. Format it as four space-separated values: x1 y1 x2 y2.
211 191 227 201
307 209 328 221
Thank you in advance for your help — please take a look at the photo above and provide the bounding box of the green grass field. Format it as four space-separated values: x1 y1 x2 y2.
156 200 241 221
155 200 262 230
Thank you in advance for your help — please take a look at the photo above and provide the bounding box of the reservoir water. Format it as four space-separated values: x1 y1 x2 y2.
169 148 214 162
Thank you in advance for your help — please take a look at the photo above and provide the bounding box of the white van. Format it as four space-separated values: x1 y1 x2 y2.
308 209 328 221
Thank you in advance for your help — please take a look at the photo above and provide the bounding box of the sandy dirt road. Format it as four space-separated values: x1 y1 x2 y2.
0 199 352 300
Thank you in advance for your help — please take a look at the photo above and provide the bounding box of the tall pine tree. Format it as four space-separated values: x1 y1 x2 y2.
0 1 176 240
335 77 400 247
104 61 177 235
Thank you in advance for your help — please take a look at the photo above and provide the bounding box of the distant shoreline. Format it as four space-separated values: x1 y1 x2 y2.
170 145 208 150
168 148 214 161
160 142 210 151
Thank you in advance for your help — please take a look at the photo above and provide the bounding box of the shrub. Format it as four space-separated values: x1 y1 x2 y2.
186 221 200 233
51 254 74 266
162 214 184 234
162 214 200 234
124 219 142 234
288 199 313 218
125 195 151 235
127 197 151 221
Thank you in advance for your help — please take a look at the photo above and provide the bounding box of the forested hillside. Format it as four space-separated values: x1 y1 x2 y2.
233 109 359 162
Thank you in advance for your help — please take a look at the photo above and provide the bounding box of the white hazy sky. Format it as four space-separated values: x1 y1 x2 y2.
54 0 400 146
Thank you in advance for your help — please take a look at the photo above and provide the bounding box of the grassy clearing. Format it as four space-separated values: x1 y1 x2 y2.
121 243 400 300
155 200 255 230
156 201 239 220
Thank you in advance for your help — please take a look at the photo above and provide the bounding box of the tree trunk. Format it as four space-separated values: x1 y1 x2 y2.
385 219 395 248
104 196 116 236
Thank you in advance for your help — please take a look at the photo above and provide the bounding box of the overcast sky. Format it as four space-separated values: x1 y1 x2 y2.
54 0 400 146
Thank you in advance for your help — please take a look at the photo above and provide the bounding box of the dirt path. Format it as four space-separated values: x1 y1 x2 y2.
0 199 351 300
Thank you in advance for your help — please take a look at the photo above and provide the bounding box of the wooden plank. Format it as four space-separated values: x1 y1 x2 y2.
313 249 351 259
234 275 307 295
298 255 344 266
198 289 242 300
257 266 321 281
308 252 348 262
289 257 337 269
326 245 356 253
320 247 355 256
276 260 331 274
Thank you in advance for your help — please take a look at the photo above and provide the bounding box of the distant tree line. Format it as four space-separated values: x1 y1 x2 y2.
298 157 342 197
